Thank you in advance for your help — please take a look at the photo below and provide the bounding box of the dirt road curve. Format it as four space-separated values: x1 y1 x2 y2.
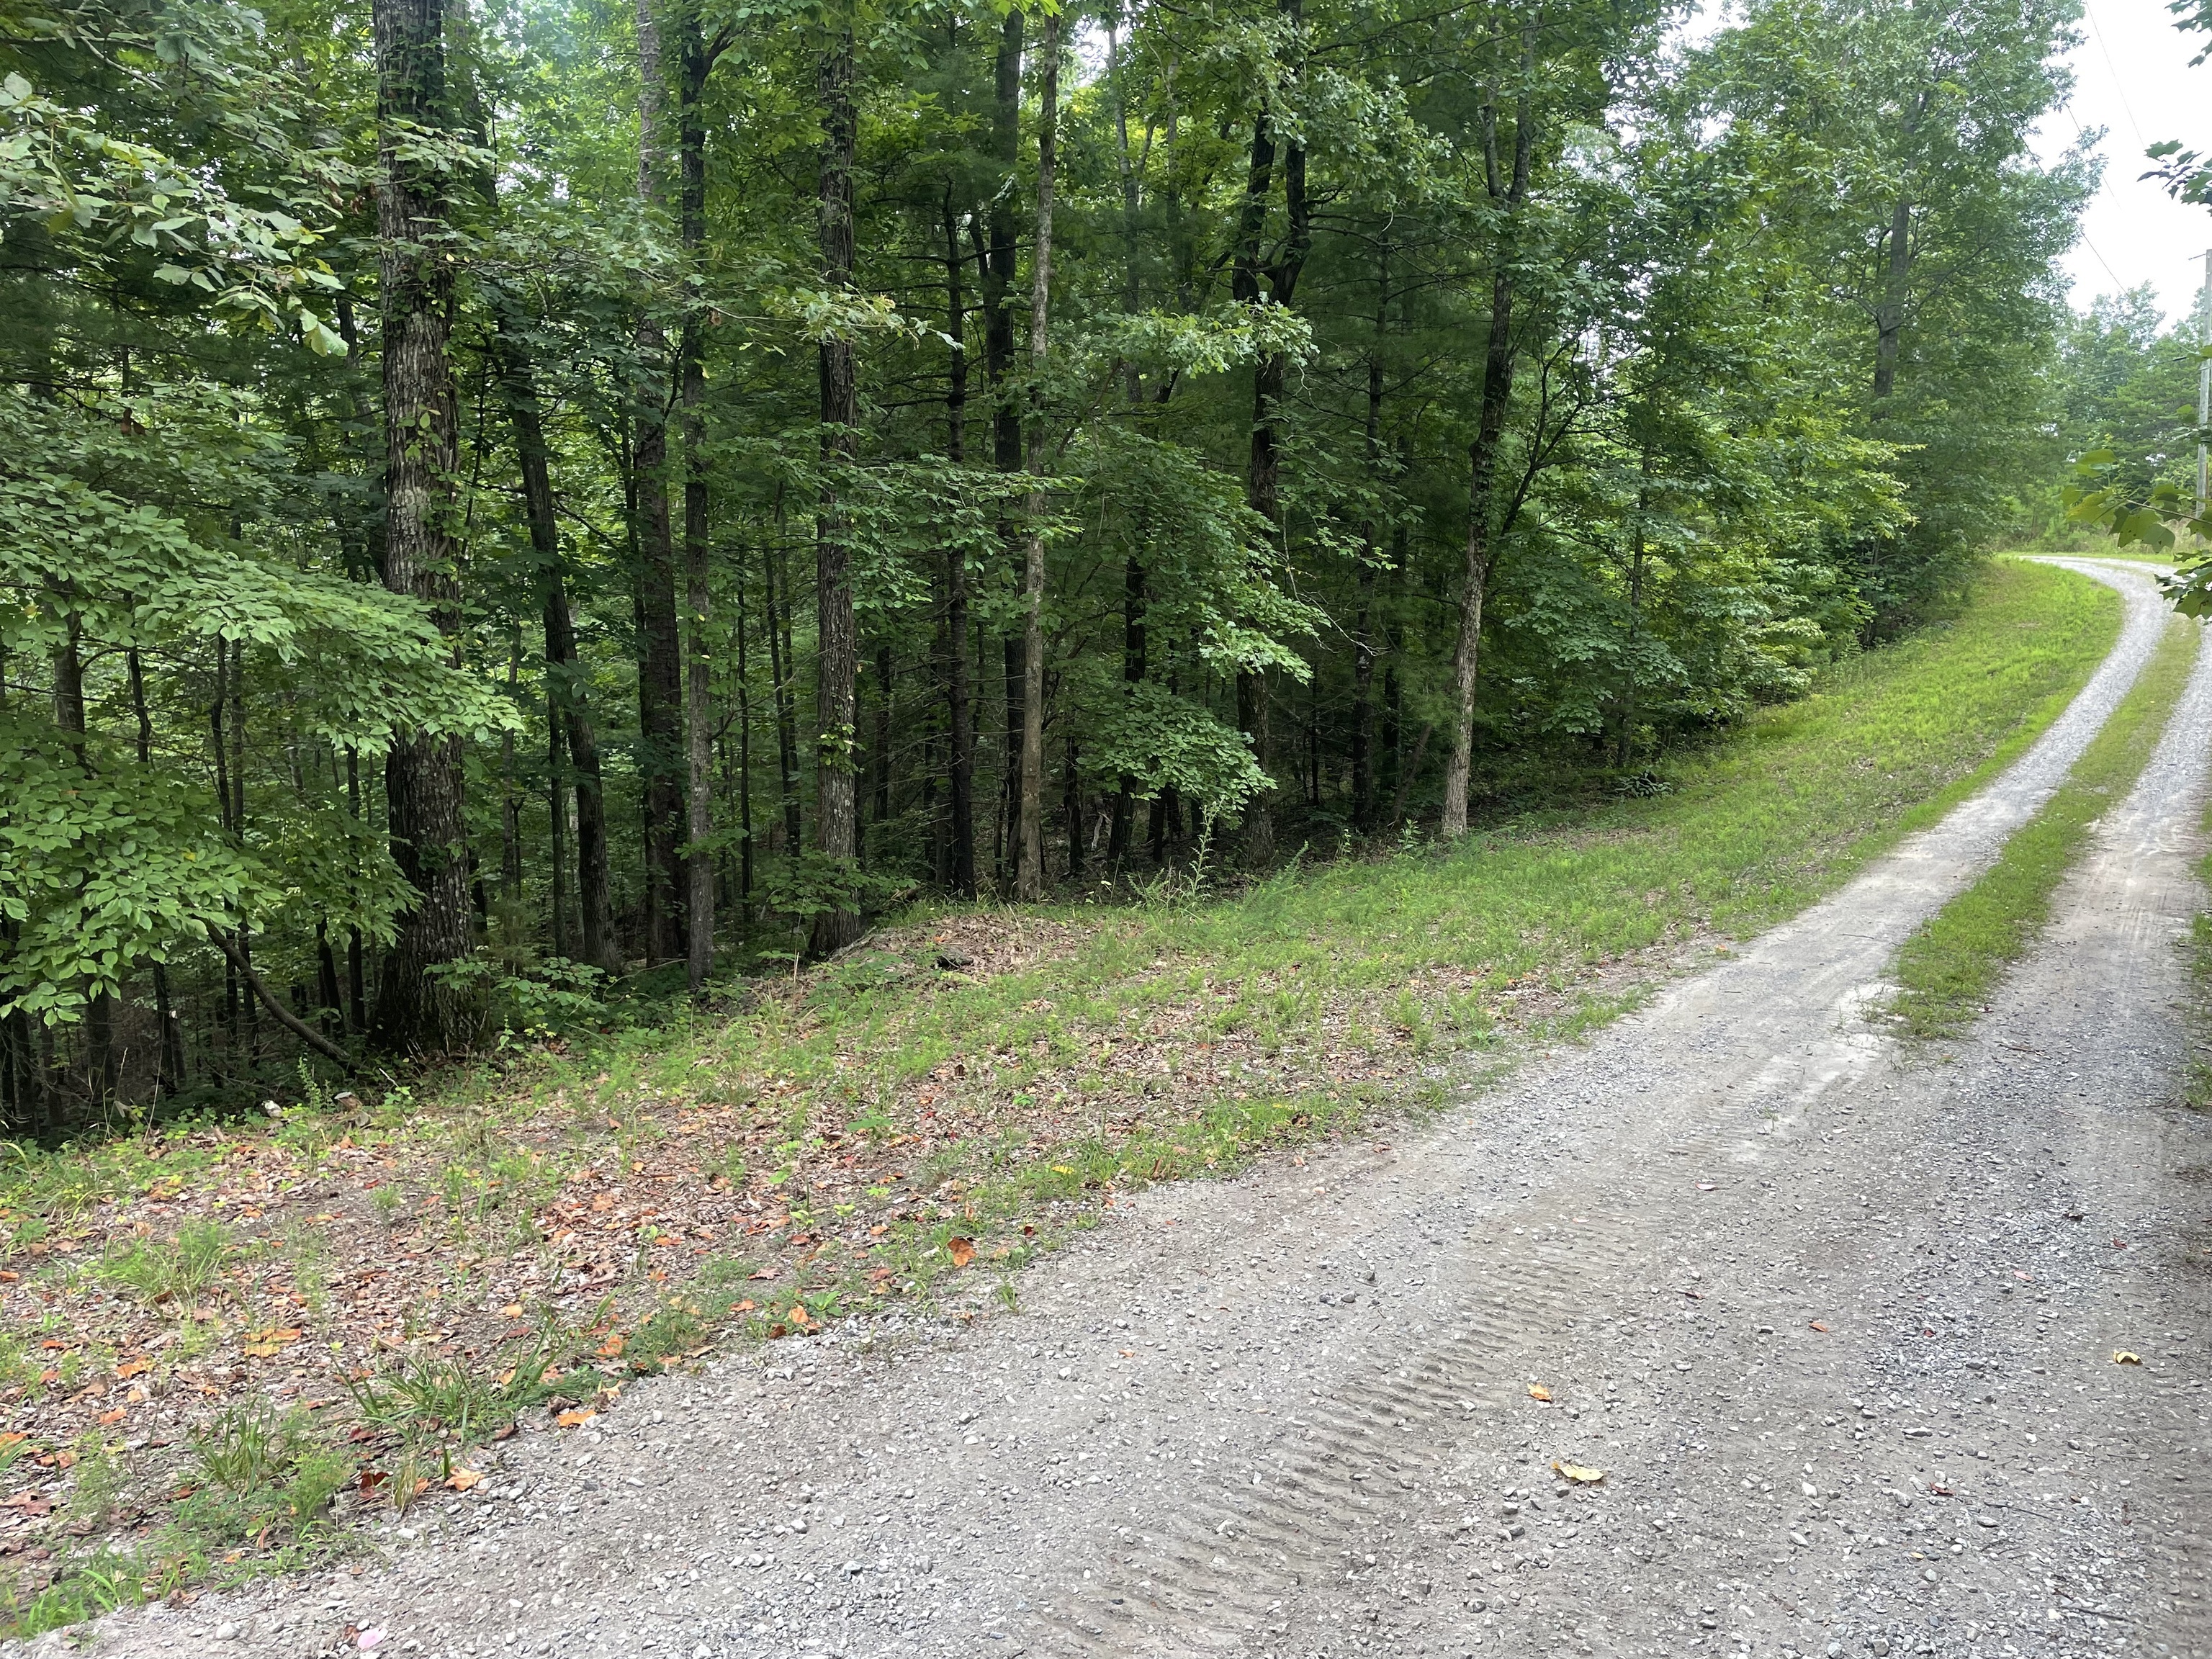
66 557 2211 1659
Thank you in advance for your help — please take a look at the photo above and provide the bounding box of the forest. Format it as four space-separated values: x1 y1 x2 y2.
0 0 2127 1126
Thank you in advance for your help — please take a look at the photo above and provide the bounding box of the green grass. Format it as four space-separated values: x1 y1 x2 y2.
610 554 2121 1112
1889 612 2198 1038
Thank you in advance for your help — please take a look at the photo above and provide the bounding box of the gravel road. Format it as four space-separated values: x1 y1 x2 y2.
56 557 2211 1659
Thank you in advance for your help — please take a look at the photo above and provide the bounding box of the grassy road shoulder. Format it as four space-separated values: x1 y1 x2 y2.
0 557 2122 1632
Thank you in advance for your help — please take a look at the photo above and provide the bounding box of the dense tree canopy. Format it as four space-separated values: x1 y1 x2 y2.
1 0 2095 1123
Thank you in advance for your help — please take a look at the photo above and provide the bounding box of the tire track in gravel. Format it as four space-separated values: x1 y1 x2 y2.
1022 557 2188 1659
63 559 2200 1659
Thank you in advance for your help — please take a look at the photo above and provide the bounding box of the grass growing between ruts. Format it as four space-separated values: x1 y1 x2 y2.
1889 610 2198 1039
0 556 2122 1634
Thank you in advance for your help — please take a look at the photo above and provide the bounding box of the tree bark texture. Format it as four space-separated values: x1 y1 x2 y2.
1015 10 1060 902
1441 43 1534 840
680 7 718 993
1872 195 1911 401
811 32 863 956
632 0 686 963
1228 0 1308 866
372 0 475 1053
942 192 978 897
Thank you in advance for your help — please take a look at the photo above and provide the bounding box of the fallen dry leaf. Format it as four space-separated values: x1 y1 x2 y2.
1552 1461 1605 1484
444 1469 483 1492
596 1333 626 1358
500 1303 523 1318
948 1237 976 1268
2113 1350 2142 1365
788 1303 814 1328
1527 1384 1552 1403
555 1409 598 1429
1808 1321 1830 1333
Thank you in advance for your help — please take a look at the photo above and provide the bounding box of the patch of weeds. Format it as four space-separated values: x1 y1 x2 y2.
1 1545 160 1642
282 1223 329 1319
62 1435 130 1533
343 1316 592 1473
96 1219 238 1310
624 1294 719 1368
176 1402 351 1555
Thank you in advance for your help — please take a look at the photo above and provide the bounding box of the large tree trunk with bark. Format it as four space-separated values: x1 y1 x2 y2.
1227 0 1308 867
1441 54 1533 840
1872 196 1911 401
1015 12 1060 901
372 0 475 1053
632 0 686 964
810 32 863 956
678 6 718 992
940 192 978 898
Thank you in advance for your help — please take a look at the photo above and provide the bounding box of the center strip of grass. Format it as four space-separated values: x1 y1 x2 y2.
1889 611 2199 1039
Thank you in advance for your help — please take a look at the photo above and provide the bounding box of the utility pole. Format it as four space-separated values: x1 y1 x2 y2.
2198 248 2211 533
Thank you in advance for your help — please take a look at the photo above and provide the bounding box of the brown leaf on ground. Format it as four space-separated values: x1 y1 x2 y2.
1527 1384 1552 1402
948 1237 976 1268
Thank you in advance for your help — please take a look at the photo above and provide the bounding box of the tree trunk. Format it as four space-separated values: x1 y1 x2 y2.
372 0 475 1053
873 642 893 835
477 211 622 973
1227 0 1308 867
1872 195 1911 401
141 645 186 1090
765 531 802 853
1352 248 1388 832
811 31 863 956
729 543 753 917
1441 54 1534 840
345 747 366 1025
633 0 686 964
1108 554 1144 868
983 8 1024 478
549 685 568 956
941 192 978 898
679 6 718 994
1015 11 1060 902
499 631 523 899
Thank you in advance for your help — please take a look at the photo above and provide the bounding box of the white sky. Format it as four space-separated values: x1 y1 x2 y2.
2037 0 2212 327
